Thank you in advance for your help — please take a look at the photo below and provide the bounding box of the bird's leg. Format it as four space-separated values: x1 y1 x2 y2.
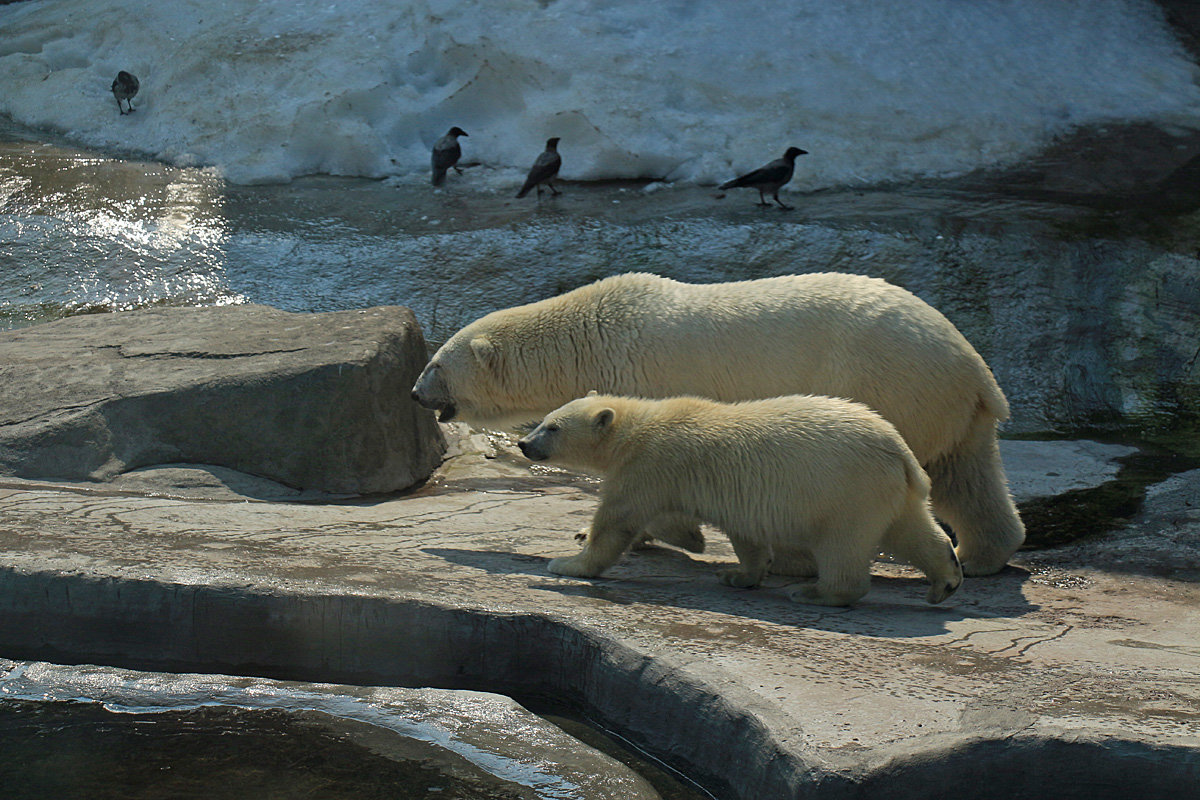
536 184 544 198
756 190 771 207
453 166 463 175
773 192 794 211
116 98 126 114
549 181 561 196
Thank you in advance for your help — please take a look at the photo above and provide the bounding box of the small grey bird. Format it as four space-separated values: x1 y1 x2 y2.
516 137 562 198
431 126 468 186
111 71 139 115
719 146 807 210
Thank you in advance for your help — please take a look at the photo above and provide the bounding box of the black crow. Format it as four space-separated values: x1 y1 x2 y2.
720 146 807 209
111 71 139 115
516 137 562 198
431 126 468 186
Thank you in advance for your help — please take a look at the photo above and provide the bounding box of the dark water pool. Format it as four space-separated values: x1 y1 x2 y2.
1 700 531 800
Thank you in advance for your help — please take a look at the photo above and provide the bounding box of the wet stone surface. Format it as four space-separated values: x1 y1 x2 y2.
0 430 1196 798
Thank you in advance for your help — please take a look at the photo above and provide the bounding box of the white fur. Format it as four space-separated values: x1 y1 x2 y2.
519 394 963 606
413 272 1024 575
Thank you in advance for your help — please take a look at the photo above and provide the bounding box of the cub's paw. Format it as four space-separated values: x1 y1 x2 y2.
928 544 964 603
718 569 762 589
926 575 963 605
548 554 603 578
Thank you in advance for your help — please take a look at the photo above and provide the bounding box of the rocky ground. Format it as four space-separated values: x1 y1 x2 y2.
0 306 1197 799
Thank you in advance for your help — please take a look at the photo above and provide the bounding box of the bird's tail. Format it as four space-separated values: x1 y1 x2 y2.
515 182 533 198
431 168 447 187
719 177 744 190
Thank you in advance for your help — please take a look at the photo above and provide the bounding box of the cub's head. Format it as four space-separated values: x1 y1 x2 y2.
517 393 616 470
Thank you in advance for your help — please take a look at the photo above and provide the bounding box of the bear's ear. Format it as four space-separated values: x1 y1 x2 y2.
586 389 598 397
469 336 498 371
592 407 614 430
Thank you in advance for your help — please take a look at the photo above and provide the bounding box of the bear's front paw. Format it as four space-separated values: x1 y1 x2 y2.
718 569 762 589
926 576 962 605
548 554 604 578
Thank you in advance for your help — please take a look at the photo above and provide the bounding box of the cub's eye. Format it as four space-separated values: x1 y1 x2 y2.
545 424 559 433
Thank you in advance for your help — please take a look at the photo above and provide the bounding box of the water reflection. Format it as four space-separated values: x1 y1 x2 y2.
0 133 243 328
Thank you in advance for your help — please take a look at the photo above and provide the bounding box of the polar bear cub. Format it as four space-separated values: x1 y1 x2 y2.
518 393 963 606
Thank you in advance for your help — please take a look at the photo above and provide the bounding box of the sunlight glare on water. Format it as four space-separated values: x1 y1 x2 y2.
0 133 245 329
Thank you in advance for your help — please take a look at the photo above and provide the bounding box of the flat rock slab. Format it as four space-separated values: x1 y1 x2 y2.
0 305 445 494
0 439 1196 799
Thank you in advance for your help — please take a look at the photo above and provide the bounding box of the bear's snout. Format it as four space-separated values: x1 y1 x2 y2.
517 436 546 461
410 384 437 409
410 378 456 421
411 365 448 411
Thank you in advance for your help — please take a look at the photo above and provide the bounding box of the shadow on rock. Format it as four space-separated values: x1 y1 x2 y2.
424 546 1038 639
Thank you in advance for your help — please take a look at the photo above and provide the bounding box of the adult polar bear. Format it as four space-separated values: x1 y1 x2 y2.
412 272 1024 576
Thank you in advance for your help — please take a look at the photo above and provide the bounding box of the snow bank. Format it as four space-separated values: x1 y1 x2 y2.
1 0 1198 187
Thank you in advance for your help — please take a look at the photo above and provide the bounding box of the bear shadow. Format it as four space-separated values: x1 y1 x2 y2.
423 545 1038 639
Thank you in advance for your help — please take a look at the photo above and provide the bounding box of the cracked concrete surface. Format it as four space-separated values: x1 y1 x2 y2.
0 435 1197 798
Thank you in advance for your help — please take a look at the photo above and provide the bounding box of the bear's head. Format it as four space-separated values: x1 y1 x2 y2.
517 393 616 471
412 330 499 424
411 311 579 429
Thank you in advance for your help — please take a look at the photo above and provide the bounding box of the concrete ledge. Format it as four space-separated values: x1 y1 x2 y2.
1 567 1197 798
0 440 1197 798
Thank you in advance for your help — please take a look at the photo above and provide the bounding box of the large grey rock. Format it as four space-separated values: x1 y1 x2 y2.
0 304 444 494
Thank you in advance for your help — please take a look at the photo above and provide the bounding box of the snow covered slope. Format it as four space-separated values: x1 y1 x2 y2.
1 0 1198 186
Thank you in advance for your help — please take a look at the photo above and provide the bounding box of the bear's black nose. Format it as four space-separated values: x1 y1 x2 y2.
411 390 421 402
517 439 530 456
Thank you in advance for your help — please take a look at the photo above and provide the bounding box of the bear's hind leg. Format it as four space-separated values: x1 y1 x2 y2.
787 537 873 606
882 502 963 604
770 548 818 577
927 414 1025 577
719 534 772 589
637 512 706 553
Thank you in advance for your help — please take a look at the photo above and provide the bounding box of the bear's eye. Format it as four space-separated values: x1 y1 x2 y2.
545 424 559 433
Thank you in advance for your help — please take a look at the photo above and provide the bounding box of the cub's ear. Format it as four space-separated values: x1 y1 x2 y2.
592 407 614 429
586 389 598 397
469 336 498 370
